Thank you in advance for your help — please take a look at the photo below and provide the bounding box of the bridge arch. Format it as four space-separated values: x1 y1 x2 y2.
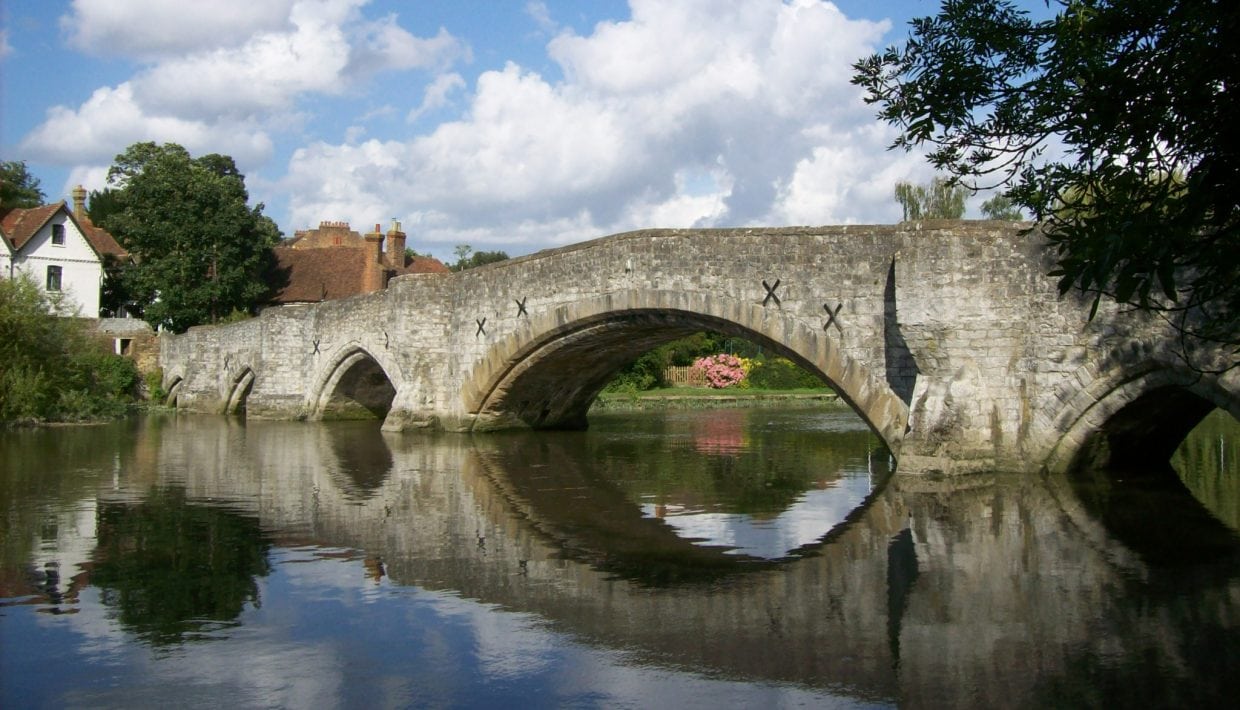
463 290 909 454
164 376 184 408
310 343 400 420
1041 352 1240 473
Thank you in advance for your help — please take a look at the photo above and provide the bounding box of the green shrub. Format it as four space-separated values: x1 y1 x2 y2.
747 357 826 390
145 367 167 402
0 275 139 424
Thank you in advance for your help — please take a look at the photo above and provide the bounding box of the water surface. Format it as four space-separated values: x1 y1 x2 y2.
2 406 1237 708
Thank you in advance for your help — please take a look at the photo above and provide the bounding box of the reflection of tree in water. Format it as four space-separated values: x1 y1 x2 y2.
326 423 394 501
91 487 271 645
1172 409 1240 530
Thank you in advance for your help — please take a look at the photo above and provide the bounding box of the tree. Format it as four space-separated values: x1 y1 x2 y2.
450 244 510 272
980 194 1025 221
86 187 124 226
100 142 281 332
893 176 968 220
0 160 45 208
853 0 1240 360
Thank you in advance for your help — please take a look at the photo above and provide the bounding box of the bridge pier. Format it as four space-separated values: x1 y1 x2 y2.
160 223 1239 475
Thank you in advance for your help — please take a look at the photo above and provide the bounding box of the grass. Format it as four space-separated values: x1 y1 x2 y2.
604 386 836 398
593 387 840 411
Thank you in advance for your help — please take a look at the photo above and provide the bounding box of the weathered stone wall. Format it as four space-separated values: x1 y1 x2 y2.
159 222 1239 474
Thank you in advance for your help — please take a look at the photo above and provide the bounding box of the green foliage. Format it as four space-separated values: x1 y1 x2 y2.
0 160 45 208
603 349 665 393
100 142 282 332
85 187 123 225
894 176 969 220
145 367 167 403
853 0 1240 356
980 193 1025 221
0 276 139 423
450 244 510 272
747 357 826 390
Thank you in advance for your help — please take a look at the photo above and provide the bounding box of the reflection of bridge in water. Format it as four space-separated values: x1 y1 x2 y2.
112 417 1240 707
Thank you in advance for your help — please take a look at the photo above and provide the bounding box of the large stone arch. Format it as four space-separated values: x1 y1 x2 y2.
1041 352 1240 473
463 290 910 454
309 343 401 420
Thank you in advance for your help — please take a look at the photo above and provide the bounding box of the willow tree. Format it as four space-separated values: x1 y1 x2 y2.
853 0 1239 362
893 176 968 220
101 143 281 332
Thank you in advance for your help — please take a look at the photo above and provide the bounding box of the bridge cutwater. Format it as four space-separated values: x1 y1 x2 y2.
159 222 1240 475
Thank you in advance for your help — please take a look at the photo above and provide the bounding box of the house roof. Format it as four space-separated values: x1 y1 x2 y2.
0 201 127 259
267 246 449 305
78 216 127 259
269 247 373 304
396 254 452 277
0 203 61 250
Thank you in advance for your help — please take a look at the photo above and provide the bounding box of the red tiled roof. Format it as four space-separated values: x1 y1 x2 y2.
78 217 127 258
267 247 449 305
0 201 127 259
396 255 451 276
269 247 373 304
0 203 61 250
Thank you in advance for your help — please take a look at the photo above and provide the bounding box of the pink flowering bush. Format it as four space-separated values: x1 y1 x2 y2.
691 353 747 389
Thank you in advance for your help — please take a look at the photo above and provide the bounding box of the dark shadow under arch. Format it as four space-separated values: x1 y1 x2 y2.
1046 362 1240 475
1069 386 1221 473
316 350 396 421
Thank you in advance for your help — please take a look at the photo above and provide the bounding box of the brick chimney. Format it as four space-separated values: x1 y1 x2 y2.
363 224 385 293
386 219 406 269
72 185 88 221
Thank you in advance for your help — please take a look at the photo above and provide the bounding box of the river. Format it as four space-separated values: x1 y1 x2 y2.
1 406 1238 708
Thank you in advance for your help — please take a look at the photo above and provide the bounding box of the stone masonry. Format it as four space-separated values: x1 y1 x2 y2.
159 221 1240 475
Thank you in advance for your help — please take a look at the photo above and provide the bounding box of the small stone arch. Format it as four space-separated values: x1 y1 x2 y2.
463 289 910 455
1041 355 1240 473
310 343 399 420
225 368 256 416
163 375 184 408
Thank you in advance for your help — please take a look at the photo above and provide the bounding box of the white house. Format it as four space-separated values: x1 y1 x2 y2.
0 187 126 317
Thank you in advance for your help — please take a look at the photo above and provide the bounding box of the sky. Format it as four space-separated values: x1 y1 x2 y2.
2 1 1049 262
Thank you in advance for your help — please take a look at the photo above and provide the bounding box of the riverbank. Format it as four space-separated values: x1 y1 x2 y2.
591 387 841 411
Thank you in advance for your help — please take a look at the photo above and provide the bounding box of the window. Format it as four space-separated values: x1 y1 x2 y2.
46 265 62 291
51 224 65 246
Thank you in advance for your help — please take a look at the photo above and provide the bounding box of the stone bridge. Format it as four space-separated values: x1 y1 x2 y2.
160 221 1239 475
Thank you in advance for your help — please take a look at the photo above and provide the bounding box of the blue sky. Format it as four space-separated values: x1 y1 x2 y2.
2 1 1050 261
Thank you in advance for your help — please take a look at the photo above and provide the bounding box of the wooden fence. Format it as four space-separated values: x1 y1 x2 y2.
663 365 708 388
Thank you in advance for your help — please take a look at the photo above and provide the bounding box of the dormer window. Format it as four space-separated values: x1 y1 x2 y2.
51 224 65 246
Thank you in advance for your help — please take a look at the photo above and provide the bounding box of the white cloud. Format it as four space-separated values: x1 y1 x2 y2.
286 0 909 254
524 2 558 35
406 73 466 124
62 0 299 59
21 83 276 170
0 28 13 58
30 0 925 257
23 1 466 187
